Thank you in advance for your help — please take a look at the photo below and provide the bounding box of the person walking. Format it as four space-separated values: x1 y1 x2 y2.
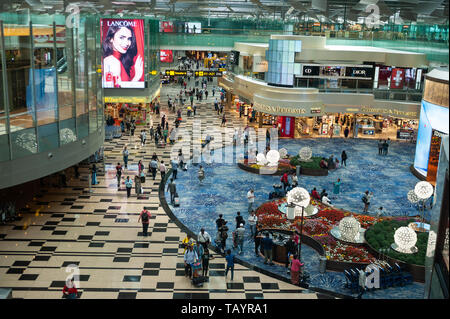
134 175 142 197
123 146 129 169
344 126 350 138
341 150 348 167
171 159 178 179
198 165 205 183
247 189 255 213
383 139 390 155
138 160 144 176
378 140 383 155
205 90 209 100
150 158 158 180
115 162 123 189
159 160 166 181
202 248 212 277
91 164 98 185
125 176 132 198
219 221 229 253
333 178 342 196
235 212 245 230
225 249 235 281
220 113 226 127
290 254 304 285
362 190 373 213
248 210 258 238
167 178 177 204
216 214 225 230
184 245 198 279
281 173 289 191
149 126 154 142
138 208 151 237
235 223 245 255
169 128 176 145
197 228 211 249
285 234 297 273
140 130 146 147
178 150 185 171
261 233 274 265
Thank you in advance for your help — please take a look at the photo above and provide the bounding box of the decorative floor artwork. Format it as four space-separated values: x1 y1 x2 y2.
166 137 426 299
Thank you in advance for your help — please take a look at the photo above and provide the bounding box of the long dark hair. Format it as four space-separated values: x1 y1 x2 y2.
102 25 137 77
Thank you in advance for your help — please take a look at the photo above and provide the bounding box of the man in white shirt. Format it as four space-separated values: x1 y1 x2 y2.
322 194 332 206
248 210 258 238
197 228 211 249
247 189 255 213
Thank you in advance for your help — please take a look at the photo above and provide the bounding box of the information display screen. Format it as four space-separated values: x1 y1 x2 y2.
414 100 449 177
101 18 145 88
185 22 201 33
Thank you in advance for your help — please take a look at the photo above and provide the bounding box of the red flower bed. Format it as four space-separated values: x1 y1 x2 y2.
316 209 346 224
259 215 288 228
255 202 281 217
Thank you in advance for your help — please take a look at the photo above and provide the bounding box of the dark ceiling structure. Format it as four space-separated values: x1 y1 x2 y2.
3 0 449 24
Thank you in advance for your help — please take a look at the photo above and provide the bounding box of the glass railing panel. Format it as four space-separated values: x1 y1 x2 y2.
37 122 58 152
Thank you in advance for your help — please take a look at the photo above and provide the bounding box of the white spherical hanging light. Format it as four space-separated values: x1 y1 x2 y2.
279 148 288 158
338 216 361 242
299 147 312 161
393 226 418 254
256 153 267 165
266 150 280 166
286 187 310 208
414 181 434 200
407 189 419 204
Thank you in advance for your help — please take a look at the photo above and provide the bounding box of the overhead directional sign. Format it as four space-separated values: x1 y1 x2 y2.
164 70 222 77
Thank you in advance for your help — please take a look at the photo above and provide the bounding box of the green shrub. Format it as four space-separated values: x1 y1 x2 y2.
289 156 324 169
365 219 428 265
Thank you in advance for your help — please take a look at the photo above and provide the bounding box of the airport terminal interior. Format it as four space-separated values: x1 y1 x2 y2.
0 0 448 300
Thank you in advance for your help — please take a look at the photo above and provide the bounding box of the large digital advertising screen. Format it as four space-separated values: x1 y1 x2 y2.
101 19 145 88
413 100 449 177
160 50 173 63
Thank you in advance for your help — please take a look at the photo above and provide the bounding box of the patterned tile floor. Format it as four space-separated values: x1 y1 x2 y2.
0 78 327 299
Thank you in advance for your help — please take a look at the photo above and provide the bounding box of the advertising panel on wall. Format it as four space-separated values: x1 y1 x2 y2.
159 21 174 33
160 50 173 63
413 100 449 177
390 68 405 89
101 18 145 88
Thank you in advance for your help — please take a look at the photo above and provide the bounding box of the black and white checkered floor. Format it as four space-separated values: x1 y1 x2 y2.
0 79 334 299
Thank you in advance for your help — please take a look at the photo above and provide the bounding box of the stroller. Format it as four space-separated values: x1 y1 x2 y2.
191 261 208 287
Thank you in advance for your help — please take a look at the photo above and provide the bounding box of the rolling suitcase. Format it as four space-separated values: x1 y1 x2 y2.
174 193 180 207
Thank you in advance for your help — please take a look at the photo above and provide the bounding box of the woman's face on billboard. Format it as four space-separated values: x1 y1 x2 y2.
111 27 132 54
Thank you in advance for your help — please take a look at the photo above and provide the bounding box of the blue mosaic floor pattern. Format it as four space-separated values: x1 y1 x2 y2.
165 138 425 299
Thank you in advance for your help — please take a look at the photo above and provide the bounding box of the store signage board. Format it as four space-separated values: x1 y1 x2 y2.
361 106 417 118
164 70 222 77
301 64 373 80
104 96 149 103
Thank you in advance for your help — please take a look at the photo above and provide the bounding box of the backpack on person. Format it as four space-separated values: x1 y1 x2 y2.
362 195 368 204
141 210 149 223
